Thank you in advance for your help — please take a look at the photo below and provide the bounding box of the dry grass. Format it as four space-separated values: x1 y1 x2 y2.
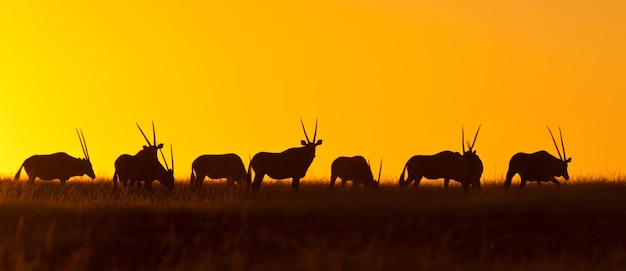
1 177 626 270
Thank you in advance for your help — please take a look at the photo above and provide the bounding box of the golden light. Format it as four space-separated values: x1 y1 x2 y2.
1 0 625 181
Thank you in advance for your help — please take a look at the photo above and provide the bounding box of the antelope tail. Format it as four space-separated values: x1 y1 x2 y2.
399 164 407 186
190 169 196 186
14 163 25 181
112 170 118 188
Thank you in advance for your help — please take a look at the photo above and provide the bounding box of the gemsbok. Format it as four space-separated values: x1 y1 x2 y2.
129 144 174 190
330 156 382 190
14 129 95 185
504 126 572 189
190 153 247 187
399 126 483 192
112 122 174 190
247 119 322 192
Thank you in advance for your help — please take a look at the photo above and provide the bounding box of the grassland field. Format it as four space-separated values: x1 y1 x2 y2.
1 176 626 271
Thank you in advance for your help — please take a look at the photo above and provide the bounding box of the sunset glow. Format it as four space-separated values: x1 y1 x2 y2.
1 0 625 181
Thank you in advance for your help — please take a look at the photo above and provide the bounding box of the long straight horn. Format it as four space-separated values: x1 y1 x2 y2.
76 128 84 156
313 118 318 143
470 124 481 151
547 126 563 160
559 127 566 160
300 118 311 143
76 128 88 159
152 120 156 147
160 148 170 170
81 129 90 160
462 126 466 154
378 159 383 183
170 143 174 173
136 122 152 146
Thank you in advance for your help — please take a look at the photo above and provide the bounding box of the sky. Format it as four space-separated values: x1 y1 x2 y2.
1 0 625 182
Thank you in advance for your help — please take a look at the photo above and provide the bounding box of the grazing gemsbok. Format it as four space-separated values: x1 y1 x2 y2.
112 122 174 191
130 143 174 190
399 126 483 192
504 126 572 189
330 156 382 190
247 119 323 192
14 129 95 185
190 153 247 187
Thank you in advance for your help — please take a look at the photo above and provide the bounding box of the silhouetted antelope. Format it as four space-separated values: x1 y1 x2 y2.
399 126 483 192
113 122 174 190
504 126 572 189
129 144 174 190
14 129 95 185
190 153 247 187
247 119 323 192
330 156 382 190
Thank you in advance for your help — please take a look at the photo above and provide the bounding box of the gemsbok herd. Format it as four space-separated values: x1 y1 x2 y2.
12 120 572 192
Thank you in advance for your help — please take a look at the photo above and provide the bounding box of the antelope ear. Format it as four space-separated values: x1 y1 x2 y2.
301 140 307 146
315 140 323 145
566 157 572 162
157 143 164 149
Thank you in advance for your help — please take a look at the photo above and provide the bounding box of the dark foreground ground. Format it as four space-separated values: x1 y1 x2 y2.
1 179 626 270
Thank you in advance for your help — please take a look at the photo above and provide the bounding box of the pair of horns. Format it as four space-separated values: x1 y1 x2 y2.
547 126 567 161
137 121 158 147
300 118 318 143
76 128 90 160
462 125 481 153
159 143 174 172
137 121 172 171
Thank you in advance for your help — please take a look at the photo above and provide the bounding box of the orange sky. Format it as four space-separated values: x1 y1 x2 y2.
1 0 625 182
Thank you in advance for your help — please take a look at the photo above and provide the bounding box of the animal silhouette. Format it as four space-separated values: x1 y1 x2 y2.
330 156 382 190
190 153 247 187
127 144 174 190
113 122 174 190
247 119 322 192
399 126 483 192
504 126 571 189
14 129 95 185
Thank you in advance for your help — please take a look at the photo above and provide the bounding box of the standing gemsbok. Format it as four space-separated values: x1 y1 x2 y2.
504 126 572 189
247 119 322 192
190 153 247 187
399 126 483 192
330 156 382 190
113 122 174 190
14 129 95 185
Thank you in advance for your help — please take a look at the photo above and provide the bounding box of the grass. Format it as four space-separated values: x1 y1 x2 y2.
1 177 626 270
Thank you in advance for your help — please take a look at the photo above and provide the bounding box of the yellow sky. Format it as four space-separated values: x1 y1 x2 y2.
1 0 625 181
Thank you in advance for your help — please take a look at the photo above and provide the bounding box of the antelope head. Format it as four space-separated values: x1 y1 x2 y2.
137 121 164 152
300 118 323 156
547 126 572 180
76 128 96 179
